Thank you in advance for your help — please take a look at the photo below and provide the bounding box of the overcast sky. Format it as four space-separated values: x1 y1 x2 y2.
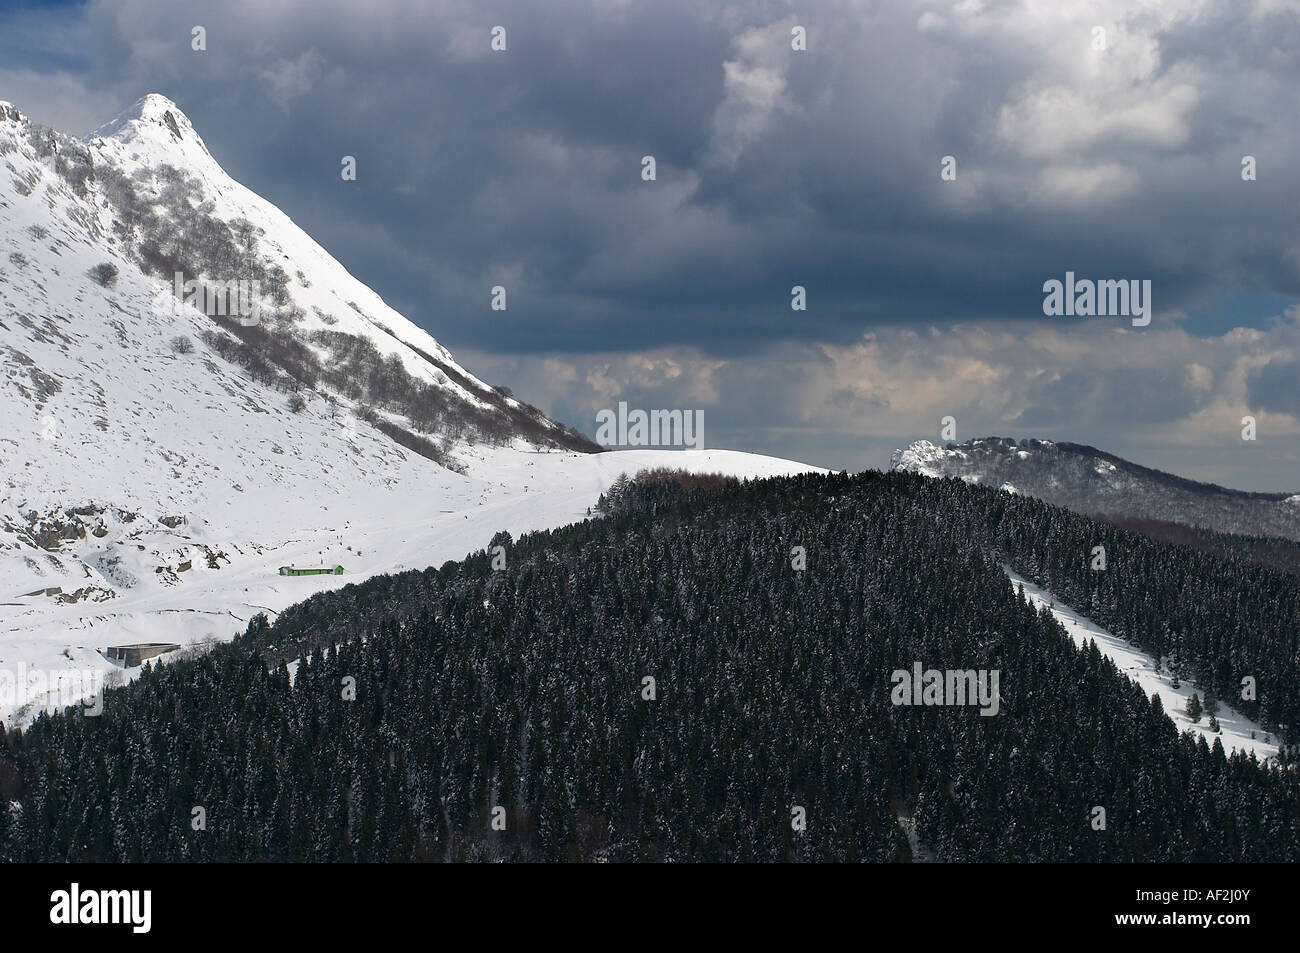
3 0 1297 489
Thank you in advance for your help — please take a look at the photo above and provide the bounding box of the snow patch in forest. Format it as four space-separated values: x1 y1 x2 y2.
1003 567 1279 764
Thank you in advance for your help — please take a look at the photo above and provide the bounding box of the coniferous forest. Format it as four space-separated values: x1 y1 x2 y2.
1 470 1297 862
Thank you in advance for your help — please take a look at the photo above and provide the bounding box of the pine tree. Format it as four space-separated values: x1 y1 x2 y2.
1186 693 1202 723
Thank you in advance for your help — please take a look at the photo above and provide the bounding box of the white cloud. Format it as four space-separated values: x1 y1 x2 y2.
258 49 325 110
708 21 795 167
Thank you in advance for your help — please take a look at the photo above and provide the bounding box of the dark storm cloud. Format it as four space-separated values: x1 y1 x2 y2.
7 0 1298 355
3 0 1298 488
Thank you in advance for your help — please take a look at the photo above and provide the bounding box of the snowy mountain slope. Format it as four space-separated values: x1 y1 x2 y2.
1 95 483 595
0 94 825 723
0 447 820 725
892 437 1300 541
4 94 593 464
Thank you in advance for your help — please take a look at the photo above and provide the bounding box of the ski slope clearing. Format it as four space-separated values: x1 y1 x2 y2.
1004 566 1278 764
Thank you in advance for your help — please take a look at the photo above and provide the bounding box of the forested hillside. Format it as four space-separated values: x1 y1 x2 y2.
1 471 1297 862
936 480 1300 735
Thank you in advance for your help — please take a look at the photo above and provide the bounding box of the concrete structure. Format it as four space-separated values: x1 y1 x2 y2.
101 643 182 668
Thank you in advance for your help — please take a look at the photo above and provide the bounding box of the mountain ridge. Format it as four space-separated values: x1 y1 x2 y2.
891 436 1300 541
5 93 597 467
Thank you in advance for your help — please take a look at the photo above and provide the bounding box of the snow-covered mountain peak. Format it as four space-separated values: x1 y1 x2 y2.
890 436 1300 541
6 92 598 457
96 92 196 140
0 91 597 603
89 93 217 174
